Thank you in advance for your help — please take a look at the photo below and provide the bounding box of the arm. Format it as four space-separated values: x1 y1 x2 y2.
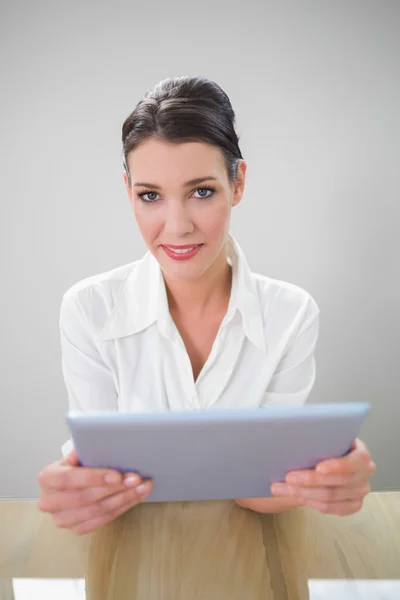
236 295 320 513
59 291 118 457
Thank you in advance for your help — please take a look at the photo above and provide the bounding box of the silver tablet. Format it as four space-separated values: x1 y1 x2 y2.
66 402 370 502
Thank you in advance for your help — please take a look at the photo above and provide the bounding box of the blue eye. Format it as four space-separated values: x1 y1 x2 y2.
193 187 216 199
137 186 216 203
138 191 158 202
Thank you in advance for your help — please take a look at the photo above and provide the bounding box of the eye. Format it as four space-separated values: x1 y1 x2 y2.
137 186 216 204
137 191 159 203
193 186 216 199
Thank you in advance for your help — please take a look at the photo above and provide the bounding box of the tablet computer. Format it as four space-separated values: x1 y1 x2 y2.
66 402 370 502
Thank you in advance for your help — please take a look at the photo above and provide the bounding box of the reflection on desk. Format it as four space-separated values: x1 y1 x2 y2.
10 578 85 599
5 578 400 600
308 579 400 599
1 492 399 600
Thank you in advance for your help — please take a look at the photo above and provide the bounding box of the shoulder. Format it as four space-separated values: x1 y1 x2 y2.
60 260 141 329
251 271 320 330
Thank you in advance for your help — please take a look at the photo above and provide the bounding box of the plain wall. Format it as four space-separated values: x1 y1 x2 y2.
1 0 399 498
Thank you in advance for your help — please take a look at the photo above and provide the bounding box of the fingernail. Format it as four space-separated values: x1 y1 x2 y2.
124 474 140 487
316 464 329 474
271 484 289 494
287 474 304 484
136 483 149 495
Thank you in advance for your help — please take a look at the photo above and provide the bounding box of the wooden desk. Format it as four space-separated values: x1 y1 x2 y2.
1 492 399 599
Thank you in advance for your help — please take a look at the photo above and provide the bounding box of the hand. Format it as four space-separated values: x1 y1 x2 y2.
37 448 153 535
270 438 376 516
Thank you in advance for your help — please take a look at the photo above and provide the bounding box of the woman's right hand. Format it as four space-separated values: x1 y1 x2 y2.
37 448 153 535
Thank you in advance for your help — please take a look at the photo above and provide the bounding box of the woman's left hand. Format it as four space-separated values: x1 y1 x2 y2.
270 438 376 516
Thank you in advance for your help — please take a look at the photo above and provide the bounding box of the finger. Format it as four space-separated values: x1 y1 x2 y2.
285 452 376 486
69 482 153 534
285 469 361 487
70 497 138 536
59 448 79 467
286 482 371 504
315 438 371 475
38 462 125 492
305 497 364 516
38 474 143 513
53 482 149 529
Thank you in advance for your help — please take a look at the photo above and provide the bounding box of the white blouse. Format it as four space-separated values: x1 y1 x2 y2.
60 233 320 457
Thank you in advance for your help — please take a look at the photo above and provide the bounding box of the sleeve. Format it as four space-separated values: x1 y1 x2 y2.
260 295 320 406
59 291 118 457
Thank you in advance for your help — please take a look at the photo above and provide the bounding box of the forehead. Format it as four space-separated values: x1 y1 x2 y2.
127 138 226 182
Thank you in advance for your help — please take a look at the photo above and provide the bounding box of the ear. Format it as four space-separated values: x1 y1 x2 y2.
231 160 247 207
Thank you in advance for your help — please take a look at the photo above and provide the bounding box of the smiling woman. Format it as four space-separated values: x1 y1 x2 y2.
121 79 246 304
38 75 372 537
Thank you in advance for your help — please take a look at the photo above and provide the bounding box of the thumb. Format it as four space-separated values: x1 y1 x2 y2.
59 447 79 467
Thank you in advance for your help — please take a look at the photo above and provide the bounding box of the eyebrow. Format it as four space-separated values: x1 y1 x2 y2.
133 176 218 189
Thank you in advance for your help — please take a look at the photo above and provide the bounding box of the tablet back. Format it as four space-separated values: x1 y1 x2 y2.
66 402 370 502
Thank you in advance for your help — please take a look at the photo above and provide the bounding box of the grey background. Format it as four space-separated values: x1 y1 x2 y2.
0 1 399 498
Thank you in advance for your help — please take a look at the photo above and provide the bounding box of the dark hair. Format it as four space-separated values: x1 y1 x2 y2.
121 75 243 187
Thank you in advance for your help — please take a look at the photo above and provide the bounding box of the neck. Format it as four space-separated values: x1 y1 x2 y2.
163 245 232 319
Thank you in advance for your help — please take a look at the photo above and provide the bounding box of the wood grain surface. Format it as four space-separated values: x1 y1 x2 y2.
0 492 399 600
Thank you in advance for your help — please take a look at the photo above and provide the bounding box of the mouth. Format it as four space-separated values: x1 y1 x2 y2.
160 244 204 260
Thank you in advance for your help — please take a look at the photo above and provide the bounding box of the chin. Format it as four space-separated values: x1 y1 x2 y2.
155 245 210 275
161 266 206 282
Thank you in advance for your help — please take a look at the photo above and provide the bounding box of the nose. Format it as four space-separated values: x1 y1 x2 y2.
163 200 194 237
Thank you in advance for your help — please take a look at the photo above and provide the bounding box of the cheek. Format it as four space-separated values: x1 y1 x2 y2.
199 202 230 235
134 205 163 239
193 196 229 220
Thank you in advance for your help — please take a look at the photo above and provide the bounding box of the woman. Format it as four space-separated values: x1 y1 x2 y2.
37 75 376 536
